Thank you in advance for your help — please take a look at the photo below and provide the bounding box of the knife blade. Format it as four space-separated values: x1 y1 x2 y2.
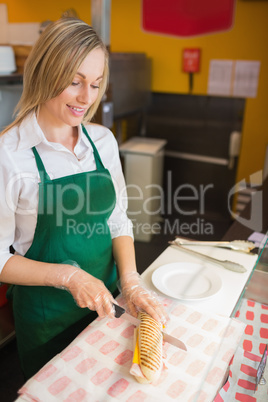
174 238 255 253
113 303 187 351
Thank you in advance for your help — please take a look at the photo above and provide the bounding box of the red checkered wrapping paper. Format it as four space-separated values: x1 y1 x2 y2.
214 300 268 401
17 295 245 402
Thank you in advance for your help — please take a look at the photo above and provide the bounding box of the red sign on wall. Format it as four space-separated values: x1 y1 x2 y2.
142 0 236 37
183 49 201 73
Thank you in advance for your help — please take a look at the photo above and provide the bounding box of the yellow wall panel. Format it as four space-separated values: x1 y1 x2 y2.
4 0 91 23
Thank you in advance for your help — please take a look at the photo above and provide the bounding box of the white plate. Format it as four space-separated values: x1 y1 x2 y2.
152 262 222 301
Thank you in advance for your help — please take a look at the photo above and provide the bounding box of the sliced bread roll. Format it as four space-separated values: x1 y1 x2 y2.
130 312 163 384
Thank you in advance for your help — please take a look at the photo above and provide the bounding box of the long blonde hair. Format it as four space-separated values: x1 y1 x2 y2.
2 18 109 134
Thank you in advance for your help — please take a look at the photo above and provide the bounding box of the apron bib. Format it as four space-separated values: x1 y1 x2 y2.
10 125 118 378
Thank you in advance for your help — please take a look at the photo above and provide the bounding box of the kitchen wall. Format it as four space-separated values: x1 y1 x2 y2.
2 0 268 183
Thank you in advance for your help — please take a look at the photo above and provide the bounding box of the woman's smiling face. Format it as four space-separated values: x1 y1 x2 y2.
39 47 105 128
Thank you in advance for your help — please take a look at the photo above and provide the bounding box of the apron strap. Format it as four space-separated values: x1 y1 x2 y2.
32 146 51 183
82 124 105 171
32 126 105 182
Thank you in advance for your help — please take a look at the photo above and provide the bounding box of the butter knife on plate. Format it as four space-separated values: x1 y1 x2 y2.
113 303 187 351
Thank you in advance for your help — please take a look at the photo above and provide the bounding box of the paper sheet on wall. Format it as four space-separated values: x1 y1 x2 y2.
207 60 234 96
207 59 260 98
233 60 261 98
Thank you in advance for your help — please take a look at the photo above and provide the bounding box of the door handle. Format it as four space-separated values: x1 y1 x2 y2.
228 131 241 169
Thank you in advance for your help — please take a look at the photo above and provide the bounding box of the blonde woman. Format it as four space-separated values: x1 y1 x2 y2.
0 18 168 379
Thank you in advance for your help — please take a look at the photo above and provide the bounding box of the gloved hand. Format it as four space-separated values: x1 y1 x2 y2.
119 271 169 324
45 262 116 318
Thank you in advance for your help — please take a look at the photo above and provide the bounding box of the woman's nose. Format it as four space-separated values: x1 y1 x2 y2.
77 85 94 105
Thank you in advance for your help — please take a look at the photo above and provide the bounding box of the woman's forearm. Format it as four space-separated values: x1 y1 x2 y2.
0 255 118 316
112 236 137 278
1 237 138 288
0 255 66 287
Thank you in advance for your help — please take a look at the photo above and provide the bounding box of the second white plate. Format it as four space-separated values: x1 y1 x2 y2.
152 262 222 301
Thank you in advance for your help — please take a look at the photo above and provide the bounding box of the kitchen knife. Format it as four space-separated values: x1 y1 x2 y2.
113 303 187 351
174 238 255 253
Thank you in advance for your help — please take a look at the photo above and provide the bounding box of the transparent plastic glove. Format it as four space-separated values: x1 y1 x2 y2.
45 261 116 318
119 271 169 325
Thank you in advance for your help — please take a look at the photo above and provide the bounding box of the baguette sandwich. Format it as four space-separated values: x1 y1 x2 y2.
130 312 163 384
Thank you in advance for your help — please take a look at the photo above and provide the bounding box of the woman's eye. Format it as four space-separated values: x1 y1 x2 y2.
91 84 100 89
71 82 80 86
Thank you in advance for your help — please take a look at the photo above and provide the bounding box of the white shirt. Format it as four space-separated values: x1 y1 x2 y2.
0 113 133 273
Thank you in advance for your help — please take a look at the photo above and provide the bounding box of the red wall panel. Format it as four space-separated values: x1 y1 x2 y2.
142 0 236 37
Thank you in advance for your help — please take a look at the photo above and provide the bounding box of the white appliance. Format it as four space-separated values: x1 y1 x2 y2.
0 46 16 75
120 137 167 242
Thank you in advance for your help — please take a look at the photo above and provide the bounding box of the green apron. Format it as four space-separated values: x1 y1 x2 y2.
10 125 118 379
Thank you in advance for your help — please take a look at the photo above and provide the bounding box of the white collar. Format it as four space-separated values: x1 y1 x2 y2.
16 113 90 152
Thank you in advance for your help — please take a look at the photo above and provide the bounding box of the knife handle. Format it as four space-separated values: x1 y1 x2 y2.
113 303 125 318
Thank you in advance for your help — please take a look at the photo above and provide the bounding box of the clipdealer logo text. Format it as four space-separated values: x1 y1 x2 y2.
228 170 263 232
